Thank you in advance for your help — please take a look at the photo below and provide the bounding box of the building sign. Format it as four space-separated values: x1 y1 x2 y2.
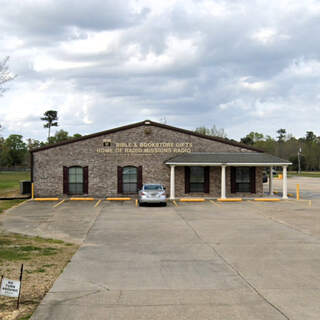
97 142 193 154
0 278 21 298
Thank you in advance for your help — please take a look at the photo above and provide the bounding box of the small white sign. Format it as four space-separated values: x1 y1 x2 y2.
0 278 21 298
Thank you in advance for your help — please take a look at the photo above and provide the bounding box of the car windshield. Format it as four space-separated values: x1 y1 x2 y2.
144 184 163 191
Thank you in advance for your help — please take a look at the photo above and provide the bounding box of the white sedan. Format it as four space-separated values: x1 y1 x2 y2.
138 184 167 206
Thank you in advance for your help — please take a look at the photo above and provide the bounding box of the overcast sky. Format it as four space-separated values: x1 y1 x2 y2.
1 0 320 141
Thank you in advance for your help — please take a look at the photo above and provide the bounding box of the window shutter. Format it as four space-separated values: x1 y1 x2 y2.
63 166 69 194
185 167 190 193
204 167 210 193
231 167 236 193
137 166 143 191
117 166 123 194
250 167 256 193
83 166 89 194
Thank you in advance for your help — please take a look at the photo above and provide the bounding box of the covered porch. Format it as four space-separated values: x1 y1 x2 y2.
165 153 291 200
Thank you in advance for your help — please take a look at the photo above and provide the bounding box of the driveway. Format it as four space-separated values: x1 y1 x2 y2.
270 176 320 199
2 199 320 319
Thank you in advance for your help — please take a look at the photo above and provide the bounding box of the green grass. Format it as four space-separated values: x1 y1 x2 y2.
0 242 59 262
0 171 30 196
288 171 320 178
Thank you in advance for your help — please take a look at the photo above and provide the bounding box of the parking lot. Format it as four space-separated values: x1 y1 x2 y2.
1 197 320 320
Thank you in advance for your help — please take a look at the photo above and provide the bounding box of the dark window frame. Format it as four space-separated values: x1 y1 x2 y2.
63 166 88 195
185 166 210 194
231 167 256 193
122 166 138 194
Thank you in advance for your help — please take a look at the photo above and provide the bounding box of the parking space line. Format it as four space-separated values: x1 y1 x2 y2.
53 199 65 208
94 199 102 208
172 200 178 207
209 200 221 207
135 199 138 207
34 198 60 201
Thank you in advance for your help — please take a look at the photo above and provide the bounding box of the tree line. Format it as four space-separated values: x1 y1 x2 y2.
240 129 319 171
0 110 81 167
195 125 320 171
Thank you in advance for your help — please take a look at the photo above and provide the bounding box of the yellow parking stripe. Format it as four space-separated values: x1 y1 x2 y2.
53 199 65 208
217 198 242 202
254 198 280 202
94 199 102 207
70 197 95 200
34 198 59 201
179 198 205 202
106 197 132 201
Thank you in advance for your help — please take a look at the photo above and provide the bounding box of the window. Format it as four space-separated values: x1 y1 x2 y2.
235 167 250 192
68 166 83 195
122 166 138 193
190 167 205 192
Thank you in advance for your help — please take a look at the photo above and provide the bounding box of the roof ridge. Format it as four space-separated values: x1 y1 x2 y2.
31 119 263 153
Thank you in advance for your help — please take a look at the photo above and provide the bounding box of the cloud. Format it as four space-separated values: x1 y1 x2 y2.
0 0 320 141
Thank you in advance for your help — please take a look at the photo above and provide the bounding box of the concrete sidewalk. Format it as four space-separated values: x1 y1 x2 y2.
2 200 320 319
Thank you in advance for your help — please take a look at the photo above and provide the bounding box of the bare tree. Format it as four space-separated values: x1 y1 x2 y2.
0 56 16 96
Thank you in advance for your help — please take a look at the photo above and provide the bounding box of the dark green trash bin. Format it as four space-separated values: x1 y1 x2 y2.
20 181 31 194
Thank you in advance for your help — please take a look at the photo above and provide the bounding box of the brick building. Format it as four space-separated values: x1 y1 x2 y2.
31 120 290 199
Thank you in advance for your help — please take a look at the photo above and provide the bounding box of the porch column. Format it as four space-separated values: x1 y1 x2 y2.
269 166 273 196
170 165 175 199
221 165 226 199
282 165 288 199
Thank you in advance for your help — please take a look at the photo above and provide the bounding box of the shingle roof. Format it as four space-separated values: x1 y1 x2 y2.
31 120 262 153
165 152 291 165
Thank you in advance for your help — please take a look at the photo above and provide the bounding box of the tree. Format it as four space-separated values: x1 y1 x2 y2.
289 155 306 171
195 125 227 138
0 56 16 96
305 131 317 143
276 129 286 142
47 130 82 144
41 110 58 139
1 134 27 167
240 132 264 145
48 129 69 144
27 138 43 150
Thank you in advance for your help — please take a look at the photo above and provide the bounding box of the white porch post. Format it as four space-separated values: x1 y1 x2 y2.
221 165 226 199
170 165 175 200
282 165 288 199
269 166 273 196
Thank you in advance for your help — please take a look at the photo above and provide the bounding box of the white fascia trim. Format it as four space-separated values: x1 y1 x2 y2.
166 162 292 166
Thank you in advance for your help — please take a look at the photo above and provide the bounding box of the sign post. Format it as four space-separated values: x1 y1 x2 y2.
0 264 24 309
17 264 24 309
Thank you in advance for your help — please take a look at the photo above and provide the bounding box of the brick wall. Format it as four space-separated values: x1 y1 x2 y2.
33 124 263 197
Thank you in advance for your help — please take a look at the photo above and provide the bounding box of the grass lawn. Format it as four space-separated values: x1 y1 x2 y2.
288 171 320 178
0 232 78 320
0 171 30 197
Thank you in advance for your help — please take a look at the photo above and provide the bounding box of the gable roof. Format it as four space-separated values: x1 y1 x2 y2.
31 120 263 153
165 152 291 166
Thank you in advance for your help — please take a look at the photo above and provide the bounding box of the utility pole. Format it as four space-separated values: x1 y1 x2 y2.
298 147 302 174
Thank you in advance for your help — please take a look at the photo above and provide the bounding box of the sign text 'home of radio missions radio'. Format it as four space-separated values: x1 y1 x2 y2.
97 142 193 154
